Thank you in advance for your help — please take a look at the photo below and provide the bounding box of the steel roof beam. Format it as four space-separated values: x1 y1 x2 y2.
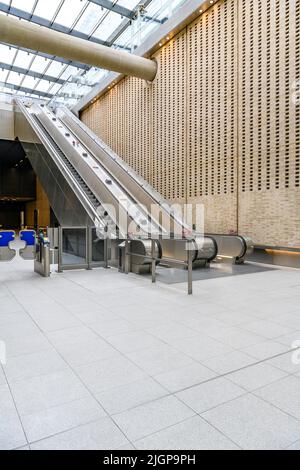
5 45 90 70
0 81 83 99
0 62 65 85
0 81 53 98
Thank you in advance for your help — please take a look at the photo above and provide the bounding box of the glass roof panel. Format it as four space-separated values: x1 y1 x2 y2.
21 75 38 90
30 55 50 74
118 0 139 8
34 79 53 93
13 50 34 69
75 3 105 35
0 70 8 83
0 0 187 106
6 71 23 86
0 44 16 65
48 83 62 95
33 0 63 21
59 65 80 81
54 0 87 28
93 11 123 42
46 61 66 77
11 0 36 12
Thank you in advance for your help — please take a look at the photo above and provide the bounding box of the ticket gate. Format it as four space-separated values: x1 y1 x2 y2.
19 230 36 260
0 231 16 262
34 231 51 277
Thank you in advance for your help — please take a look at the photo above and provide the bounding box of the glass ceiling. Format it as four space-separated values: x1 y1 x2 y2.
0 0 185 108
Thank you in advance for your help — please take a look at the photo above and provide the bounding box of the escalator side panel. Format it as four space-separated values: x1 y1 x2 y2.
21 141 93 227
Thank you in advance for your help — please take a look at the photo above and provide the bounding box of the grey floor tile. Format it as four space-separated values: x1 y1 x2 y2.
28 309 81 333
10 369 89 416
106 330 164 354
176 377 245 414
254 376 300 419
0 367 6 386
0 310 30 326
241 340 288 360
4 349 68 383
166 335 233 363
114 395 195 441
95 377 167 415
71 306 119 325
203 394 300 450
207 326 265 349
270 313 300 330
0 384 27 450
47 326 118 367
135 416 239 450
117 443 136 450
75 355 146 394
202 351 255 375
287 440 300 450
5 333 52 359
242 320 293 340
89 318 138 339
0 318 40 340
210 311 256 327
30 417 129 450
227 363 288 391
275 331 300 348
154 362 217 393
126 344 193 376
0 296 22 315
146 322 199 342
267 352 300 374
119 310 171 329
22 396 107 443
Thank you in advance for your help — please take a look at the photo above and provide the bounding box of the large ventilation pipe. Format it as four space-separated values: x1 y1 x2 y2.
0 15 158 82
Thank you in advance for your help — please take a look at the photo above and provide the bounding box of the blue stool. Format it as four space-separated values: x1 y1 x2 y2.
0 231 16 262
19 230 36 260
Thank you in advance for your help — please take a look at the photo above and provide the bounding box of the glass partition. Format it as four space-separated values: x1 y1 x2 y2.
58 227 107 271
91 228 105 263
61 228 87 267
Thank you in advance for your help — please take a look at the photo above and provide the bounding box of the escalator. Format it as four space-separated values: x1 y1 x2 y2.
16 99 218 265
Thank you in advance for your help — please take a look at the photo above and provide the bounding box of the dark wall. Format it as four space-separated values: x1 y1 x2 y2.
0 203 25 229
0 139 36 229
0 140 36 199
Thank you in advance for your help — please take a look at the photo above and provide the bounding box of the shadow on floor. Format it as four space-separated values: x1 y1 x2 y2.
145 262 274 284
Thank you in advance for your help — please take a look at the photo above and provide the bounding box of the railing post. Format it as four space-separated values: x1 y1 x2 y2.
57 227 63 273
87 227 92 270
104 236 109 269
151 239 156 284
187 241 193 295
125 240 130 274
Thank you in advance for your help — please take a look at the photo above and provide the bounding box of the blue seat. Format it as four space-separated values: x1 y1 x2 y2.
0 231 16 262
19 230 36 260
20 230 36 247
0 231 15 247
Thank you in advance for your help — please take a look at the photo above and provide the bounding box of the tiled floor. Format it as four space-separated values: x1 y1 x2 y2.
1 250 300 450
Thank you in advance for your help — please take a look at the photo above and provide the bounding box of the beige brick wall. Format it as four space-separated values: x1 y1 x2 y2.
81 0 300 247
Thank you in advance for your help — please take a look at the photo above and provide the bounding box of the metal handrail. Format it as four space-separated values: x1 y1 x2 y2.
124 240 194 295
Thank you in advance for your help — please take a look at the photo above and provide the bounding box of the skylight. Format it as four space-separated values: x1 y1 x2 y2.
0 0 186 107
